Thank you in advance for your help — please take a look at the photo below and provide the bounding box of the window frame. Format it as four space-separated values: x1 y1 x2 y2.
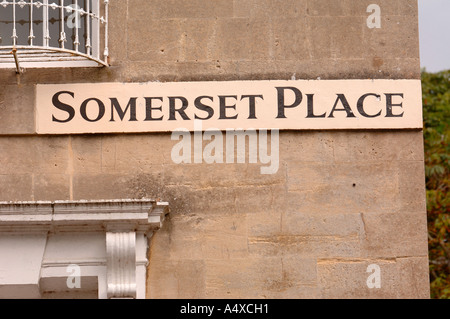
0 0 109 71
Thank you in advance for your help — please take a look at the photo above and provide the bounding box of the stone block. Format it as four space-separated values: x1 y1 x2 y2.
181 187 237 216
332 131 426 162
100 136 117 173
181 19 216 62
234 0 307 19
111 134 168 171
270 0 308 18
164 212 248 260
108 0 128 64
286 161 400 214
360 212 429 258
307 0 351 16
395 257 430 299
0 85 35 135
281 255 317 285
398 160 427 212
127 18 181 62
347 0 399 17
142 0 233 20
72 173 147 200
272 18 310 61
0 174 32 201
32 174 70 202
397 0 418 16
308 16 365 59
205 257 283 298
71 136 102 173
213 18 254 61
282 212 362 237
147 259 206 298
199 214 249 260
248 234 361 258
246 209 282 237
0 139 35 175
236 184 286 214
317 258 398 298
248 19 272 60
0 137 69 175
279 131 334 163
362 16 420 59
162 163 248 188
253 255 319 298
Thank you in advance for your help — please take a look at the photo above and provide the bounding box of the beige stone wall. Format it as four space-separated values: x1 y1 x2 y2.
0 0 429 298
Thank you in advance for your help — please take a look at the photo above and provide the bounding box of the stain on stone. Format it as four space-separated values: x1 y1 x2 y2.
372 56 384 69
128 173 191 215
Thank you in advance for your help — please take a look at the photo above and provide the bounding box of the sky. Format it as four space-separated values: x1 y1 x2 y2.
418 0 450 72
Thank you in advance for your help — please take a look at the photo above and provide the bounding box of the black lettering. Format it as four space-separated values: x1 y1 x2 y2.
276 87 303 119
306 94 326 118
328 94 356 118
357 93 382 118
385 93 404 117
144 97 164 121
194 96 214 120
241 95 264 119
169 96 190 121
80 98 105 122
110 97 138 122
52 91 75 123
219 95 238 120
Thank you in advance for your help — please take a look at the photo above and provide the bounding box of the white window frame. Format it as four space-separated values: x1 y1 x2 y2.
0 0 109 72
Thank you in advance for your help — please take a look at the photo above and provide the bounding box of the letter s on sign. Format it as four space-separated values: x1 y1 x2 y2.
52 91 76 123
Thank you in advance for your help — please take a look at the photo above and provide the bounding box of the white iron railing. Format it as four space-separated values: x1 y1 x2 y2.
0 0 109 72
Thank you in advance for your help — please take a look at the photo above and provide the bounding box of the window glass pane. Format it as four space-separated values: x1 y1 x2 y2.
47 3 59 48
31 4 43 47
14 1 28 45
0 0 90 53
0 1 43 46
0 2 13 46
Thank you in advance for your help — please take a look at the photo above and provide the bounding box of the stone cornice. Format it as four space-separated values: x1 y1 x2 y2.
0 199 169 234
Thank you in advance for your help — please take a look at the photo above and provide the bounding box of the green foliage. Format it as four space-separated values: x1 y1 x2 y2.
422 70 450 299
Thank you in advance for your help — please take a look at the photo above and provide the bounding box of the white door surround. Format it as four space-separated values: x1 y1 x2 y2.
0 199 169 299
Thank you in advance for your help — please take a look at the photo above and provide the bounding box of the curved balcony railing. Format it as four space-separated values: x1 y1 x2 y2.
0 0 109 72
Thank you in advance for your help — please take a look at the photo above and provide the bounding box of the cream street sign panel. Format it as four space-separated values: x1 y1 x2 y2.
35 79 423 134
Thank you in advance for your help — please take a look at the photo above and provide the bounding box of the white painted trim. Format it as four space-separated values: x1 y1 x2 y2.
0 0 109 70
0 60 102 68
0 199 169 299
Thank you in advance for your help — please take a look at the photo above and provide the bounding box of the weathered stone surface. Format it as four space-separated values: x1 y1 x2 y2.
286 161 400 214
0 0 428 299
147 259 206 299
317 255 429 299
204 257 283 298
360 211 429 258
0 85 35 134
396 257 430 299
317 258 399 298
33 174 70 202
0 137 69 175
248 233 361 258
0 174 33 201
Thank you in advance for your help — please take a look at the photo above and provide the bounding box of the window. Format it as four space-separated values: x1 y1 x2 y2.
0 0 109 71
